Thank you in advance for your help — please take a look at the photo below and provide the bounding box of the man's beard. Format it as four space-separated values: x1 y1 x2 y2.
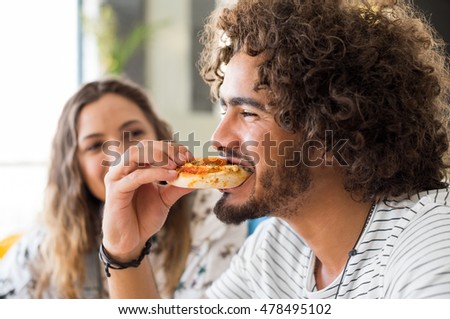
214 156 312 224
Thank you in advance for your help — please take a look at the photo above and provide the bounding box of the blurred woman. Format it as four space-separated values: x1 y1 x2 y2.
0 77 246 298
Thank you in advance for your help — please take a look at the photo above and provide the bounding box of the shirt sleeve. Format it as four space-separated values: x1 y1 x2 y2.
383 203 450 298
0 229 43 298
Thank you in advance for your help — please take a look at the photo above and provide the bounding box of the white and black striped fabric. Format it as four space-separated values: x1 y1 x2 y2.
206 188 450 298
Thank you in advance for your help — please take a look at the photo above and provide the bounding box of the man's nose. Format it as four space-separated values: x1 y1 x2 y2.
210 114 240 154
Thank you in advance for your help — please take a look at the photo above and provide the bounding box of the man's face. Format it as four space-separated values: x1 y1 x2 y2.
211 52 312 224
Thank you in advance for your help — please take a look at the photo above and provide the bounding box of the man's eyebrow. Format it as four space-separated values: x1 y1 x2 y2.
220 97 267 111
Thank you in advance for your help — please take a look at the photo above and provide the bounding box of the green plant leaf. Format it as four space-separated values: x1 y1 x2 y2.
82 4 170 75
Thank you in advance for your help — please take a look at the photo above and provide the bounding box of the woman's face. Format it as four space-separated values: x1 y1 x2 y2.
77 93 157 201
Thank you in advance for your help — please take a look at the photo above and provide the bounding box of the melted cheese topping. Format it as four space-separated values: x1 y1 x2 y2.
178 157 232 175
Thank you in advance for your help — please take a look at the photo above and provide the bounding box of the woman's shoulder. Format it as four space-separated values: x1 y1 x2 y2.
1 227 45 262
0 227 46 298
189 189 247 243
190 188 223 217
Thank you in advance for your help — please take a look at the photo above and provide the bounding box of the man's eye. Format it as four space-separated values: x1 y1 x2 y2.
241 111 257 117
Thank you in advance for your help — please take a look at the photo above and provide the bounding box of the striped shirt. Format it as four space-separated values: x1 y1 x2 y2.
206 188 450 298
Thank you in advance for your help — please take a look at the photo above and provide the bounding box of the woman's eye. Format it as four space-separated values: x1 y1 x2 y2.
87 142 102 152
130 129 144 138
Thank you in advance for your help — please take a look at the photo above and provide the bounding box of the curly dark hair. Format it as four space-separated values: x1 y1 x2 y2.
199 0 450 201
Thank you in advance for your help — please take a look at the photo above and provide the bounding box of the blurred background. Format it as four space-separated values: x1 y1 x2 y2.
0 0 448 239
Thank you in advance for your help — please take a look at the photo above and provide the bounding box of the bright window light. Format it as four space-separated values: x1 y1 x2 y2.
0 0 79 238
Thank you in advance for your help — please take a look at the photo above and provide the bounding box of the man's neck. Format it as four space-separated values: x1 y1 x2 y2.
282 169 374 288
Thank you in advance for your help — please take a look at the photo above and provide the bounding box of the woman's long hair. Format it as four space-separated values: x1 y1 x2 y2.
35 76 191 298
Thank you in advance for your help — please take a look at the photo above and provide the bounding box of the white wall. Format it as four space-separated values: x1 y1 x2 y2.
0 0 230 239
146 0 222 156
0 1 79 239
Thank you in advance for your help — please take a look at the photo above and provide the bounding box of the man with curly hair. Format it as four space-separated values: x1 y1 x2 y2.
100 0 450 298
